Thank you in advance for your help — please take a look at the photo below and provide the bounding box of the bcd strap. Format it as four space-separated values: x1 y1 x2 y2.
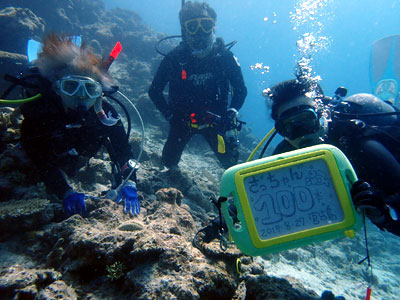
4 74 40 89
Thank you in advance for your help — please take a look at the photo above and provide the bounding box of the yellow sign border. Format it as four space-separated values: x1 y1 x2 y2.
233 149 355 249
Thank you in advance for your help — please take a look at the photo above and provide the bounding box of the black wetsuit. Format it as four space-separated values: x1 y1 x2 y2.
273 96 400 236
148 42 247 168
20 86 132 199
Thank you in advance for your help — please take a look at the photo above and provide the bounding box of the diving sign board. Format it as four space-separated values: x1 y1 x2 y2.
220 144 362 256
244 158 345 239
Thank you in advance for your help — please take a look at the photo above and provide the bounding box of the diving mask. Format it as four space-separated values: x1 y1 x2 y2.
57 75 102 111
275 105 320 140
184 17 215 35
58 75 103 99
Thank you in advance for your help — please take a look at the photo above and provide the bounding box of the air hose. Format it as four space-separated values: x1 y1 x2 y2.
247 127 276 162
0 93 41 104
116 91 145 162
102 91 145 201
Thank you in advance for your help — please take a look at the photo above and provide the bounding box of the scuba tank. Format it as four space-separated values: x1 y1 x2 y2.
333 93 399 127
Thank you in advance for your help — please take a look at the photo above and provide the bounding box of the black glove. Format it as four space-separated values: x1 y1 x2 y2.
222 108 238 131
164 111 173 122
351 180 388 228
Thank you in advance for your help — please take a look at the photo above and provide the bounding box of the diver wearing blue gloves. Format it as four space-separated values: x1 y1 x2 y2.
19 34 140 217
264 79 400 237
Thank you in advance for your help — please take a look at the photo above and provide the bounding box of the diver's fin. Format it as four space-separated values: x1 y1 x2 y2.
370 35 400 103
27 39 42 63
26 36 82 63
370 35 400 89
71 36 82 48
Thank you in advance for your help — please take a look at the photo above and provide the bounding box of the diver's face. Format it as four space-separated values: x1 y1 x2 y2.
275 96 326 148
183 17 215 54
56 75 102 111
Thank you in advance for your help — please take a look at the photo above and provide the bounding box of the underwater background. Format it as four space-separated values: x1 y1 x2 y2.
105 0 400 141
1 1 400 299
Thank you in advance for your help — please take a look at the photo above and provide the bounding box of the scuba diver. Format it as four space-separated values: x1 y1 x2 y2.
264 78 400 237
148 1 247 169
4 33 141 217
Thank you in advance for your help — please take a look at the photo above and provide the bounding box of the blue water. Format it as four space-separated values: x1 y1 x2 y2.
103 0 400 139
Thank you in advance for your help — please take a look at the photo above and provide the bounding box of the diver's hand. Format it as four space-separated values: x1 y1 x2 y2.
222 108 238 131
351 180 387 226
164 111 173 122
63 190 87 217
116 180 140 215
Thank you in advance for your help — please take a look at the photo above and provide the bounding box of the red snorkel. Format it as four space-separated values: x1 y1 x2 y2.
103 41 122 72
110 42 122 60
95 41 123 126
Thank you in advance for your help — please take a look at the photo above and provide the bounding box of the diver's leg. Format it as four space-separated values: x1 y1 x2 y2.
202 128 239 169
162 124 191 168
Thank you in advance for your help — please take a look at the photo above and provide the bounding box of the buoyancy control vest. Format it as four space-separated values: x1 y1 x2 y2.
168 38 233 116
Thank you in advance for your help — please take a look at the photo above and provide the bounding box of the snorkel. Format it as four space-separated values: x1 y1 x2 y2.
93 41 123 126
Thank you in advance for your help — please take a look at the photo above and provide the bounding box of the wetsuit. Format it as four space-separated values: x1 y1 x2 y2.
148 42 247 168
20 83 132 199
273 95 400 236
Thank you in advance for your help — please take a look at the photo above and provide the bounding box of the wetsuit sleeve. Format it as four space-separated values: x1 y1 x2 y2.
352 139 400 235
106 121 133 167
20 109 72 199
353 139 400 196
272 139 295 155
102 102 133 168
223 51 247 111
105 120 136 185
148 57 173 119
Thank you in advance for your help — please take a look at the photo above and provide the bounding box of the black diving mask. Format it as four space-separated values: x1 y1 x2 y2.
275 106 320 140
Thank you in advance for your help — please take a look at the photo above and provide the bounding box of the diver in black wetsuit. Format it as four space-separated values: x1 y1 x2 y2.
265 78 400 237
148 1 247 169
18 34 139 217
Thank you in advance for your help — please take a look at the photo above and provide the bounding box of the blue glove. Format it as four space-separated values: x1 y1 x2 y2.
63 191 87 217
116 181 140 215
